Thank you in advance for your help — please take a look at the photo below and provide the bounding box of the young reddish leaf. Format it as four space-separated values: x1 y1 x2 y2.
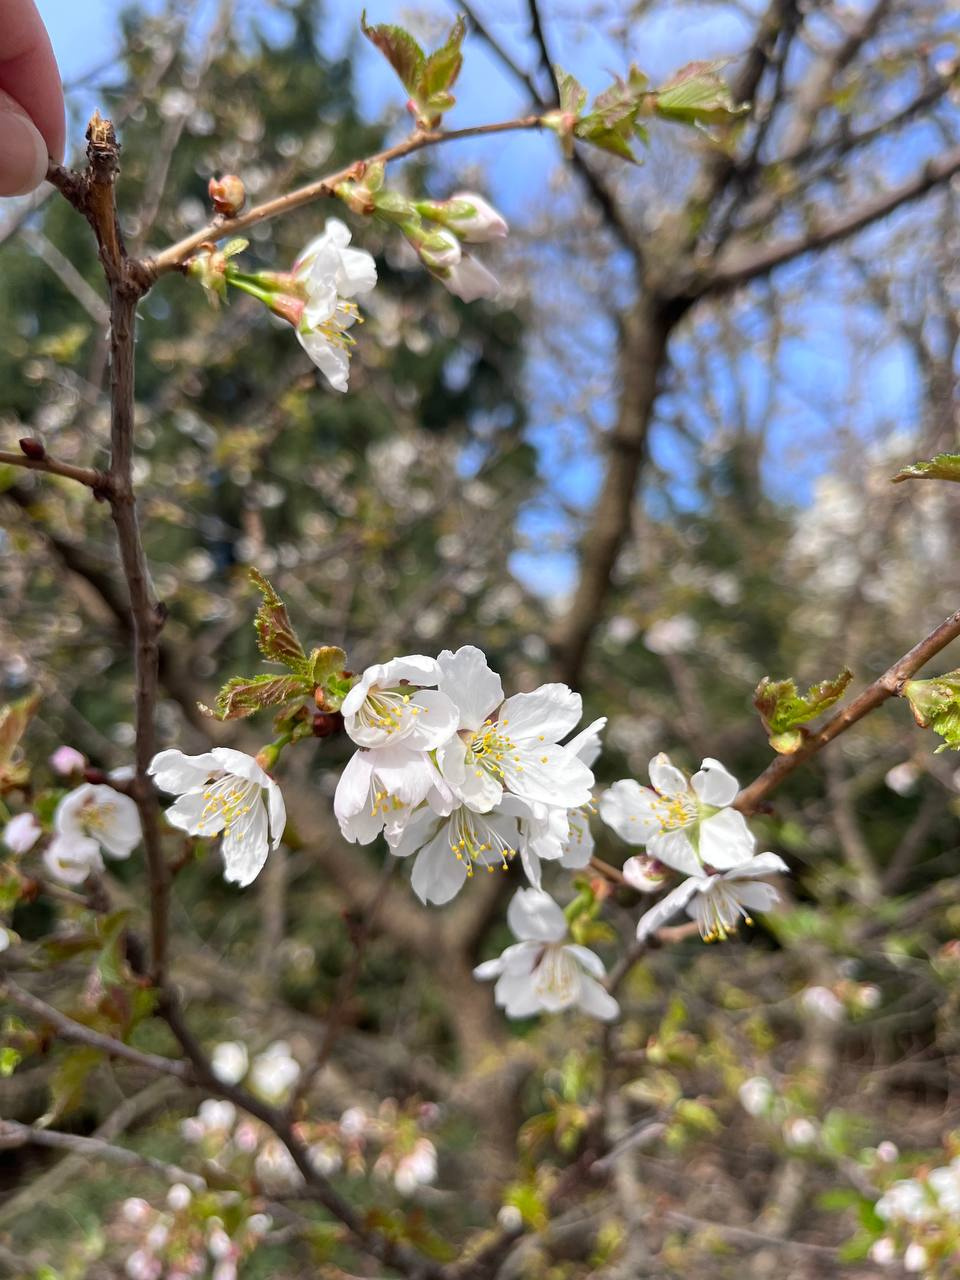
419 15 466 101
203 673 308 721
360 12 425 94
249 568 306 669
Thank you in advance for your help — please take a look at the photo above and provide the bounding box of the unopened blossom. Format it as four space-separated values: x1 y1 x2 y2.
409 225 500 301
885 761 919 795
211 1040 248 1085
2 811 40 854
181 1098 236 1144
435 645 594 814
167 1183 193 1211
44 783 141 884
125 1250 162 1280
122 1198 152 1225
876 1179 933 1224
738 1076 773 1117
869 1237 897 1266
621 853 668 893
254 1138 304 1193
444 254 500 302
341 655 458 750
783 1117 818 1149
635 852 787 942
801 985 845 1022
414 192 508 242
335 743 452 846
49 745 85 775
0 926 13 952
149 748 285 887
904 1243 929 1273
249 1040 301 1101
600 753 755 876
474 888 619 1021
394 1137 438 1194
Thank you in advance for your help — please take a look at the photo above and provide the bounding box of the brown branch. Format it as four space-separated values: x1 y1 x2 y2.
0 977 193 1079
147 115 543 277
0 448 106 490
0 1119 206 1191
735 606 960 814
705 143 960 295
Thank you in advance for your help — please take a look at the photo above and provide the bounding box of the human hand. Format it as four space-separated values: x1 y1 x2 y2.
0 0 64 195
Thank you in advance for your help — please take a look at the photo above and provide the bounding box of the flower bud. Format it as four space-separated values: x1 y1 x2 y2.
413 192 508 242
412 227 462 270
18 437 45 460
903 672 960 751
208 174 246 218
622 854 667 893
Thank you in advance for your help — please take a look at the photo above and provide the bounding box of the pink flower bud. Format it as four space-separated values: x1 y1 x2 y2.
50 745 85 776
208 174 246 218
3 812 41 854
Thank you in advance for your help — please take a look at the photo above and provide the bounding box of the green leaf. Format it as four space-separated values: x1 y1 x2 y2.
574 114 638 161
419 15 465 102
360 13 424 93
654 59 748 125
203 672 308 721
754 668 853 752
904 672 960 752
249 568 306 669
0 692 40 790
892 452 960 484
38 1047 101 1125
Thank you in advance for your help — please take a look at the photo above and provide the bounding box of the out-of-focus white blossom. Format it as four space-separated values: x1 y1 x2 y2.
394 1137 437 1194
738 1076 774 1117
166 1183 193 1211
885 762 919 796
211 1040 249 1085
801 985 845 1023
249 1040 301 1102
49 745 85 775
45 783 141 884
2 811 40 853
643 615 698 655
474 889 619 1021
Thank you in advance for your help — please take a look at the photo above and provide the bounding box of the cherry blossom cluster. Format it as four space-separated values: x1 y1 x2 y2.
870 1154 960 1274
117 1185 268 1280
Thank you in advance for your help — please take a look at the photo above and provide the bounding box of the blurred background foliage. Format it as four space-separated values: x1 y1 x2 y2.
2 0 960 1275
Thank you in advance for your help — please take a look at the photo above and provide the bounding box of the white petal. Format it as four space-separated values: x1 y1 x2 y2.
437 733 467 787
598 780 660 844
699 808 756 869
97 791 141 859
500 744 593 809
53 784 96 836
564 717 606 766
444 254 500 302
148 750 218 795
221 800 270 886
691 757 740 807
164 790 223 837
389 805 440 859
266 779 286 850
436 645 503 730
497 684 583 745
725 851 789 879
453 759 503 813
335 245 377 296
473 958 504 981
377 654 441 687
648 828 702 876
559 814 594 869
334 751 373 823
730 881 780 912
410 826 468 905
518 840 542 889
563 944 606 979
648 753 687 797
44 834 103 885
403 689 460 751
577 976 620 1021
636 877 703 940
210 749 272 790
340 667 381 717
494 971 543 1018
507 887 568 943
297 330 350 392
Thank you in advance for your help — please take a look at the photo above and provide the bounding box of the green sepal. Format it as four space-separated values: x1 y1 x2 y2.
754 668 853 753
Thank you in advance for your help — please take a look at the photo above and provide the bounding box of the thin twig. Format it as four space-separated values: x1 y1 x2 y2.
0 1119 206 1191
0 448 106 489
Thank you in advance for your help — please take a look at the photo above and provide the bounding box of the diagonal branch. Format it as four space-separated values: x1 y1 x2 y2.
704 143 960 295
735 606 960 814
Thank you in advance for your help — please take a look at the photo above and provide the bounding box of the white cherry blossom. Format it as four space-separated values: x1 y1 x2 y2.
149 747 285 887
334 743 451 846
600 752 754 875
211 1040 249 1085
3 811 41 854
249 1040 301 1102
635 852 787 942
473 888 619 1021
291 219 376 391
341 655 458 750
44 783 141 884
434 645 594 815
391 800 522 905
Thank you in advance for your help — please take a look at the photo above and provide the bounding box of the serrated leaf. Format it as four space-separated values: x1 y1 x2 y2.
754 668 852 751
419 15 465 102
892 452 960 484
904 673 960 752
308 646 347 687
360 13 425 93
556 68 588 116
654 59 748 124
204 673 308 721
38 1046 101 1125
575 114 637 161
249 568 306 669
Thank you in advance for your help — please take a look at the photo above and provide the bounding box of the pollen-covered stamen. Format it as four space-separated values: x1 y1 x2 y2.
466 720 517 781
78 798 118 836
357 685 420 736
532 945 579 1004
301 301 361 351
693 884 755 943
201 774 258 835
369 788 406 818
447 809 516 877
650 790 698 833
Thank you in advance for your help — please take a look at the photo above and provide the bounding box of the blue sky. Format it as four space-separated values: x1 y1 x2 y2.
36 0 934 595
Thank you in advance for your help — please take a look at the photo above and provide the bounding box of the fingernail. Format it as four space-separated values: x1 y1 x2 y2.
0 108 48 197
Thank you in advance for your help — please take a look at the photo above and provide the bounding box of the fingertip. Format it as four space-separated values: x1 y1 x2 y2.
0 104 48 196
